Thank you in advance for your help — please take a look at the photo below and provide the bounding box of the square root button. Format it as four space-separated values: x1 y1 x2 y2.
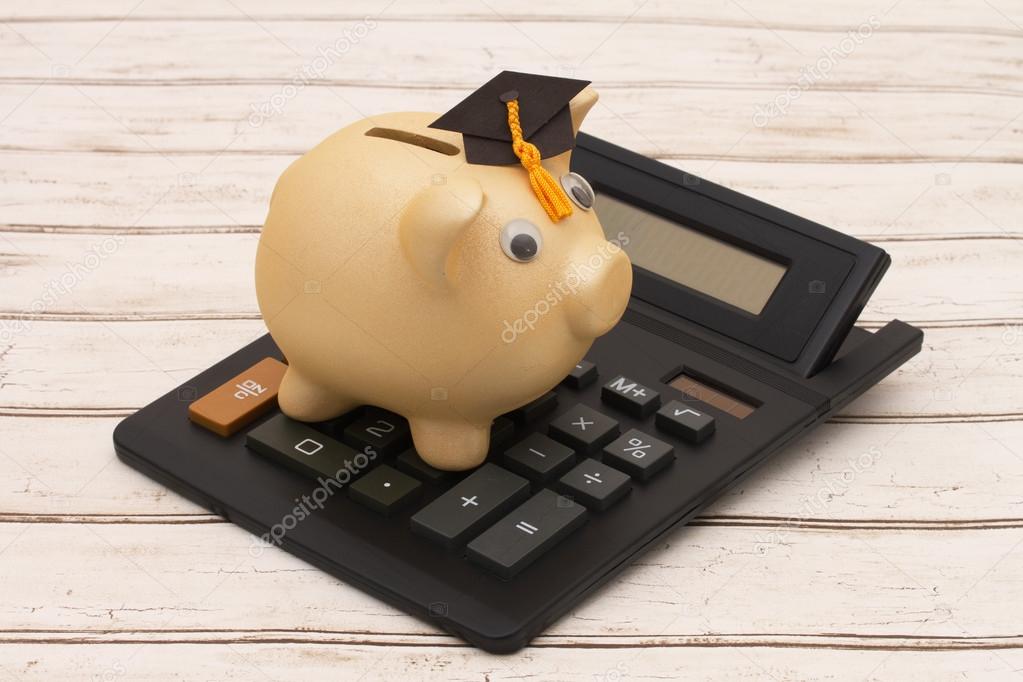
656 401 716 444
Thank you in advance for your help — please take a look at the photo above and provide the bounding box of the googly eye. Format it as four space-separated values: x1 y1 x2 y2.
500 219 542 263
560 172 595 210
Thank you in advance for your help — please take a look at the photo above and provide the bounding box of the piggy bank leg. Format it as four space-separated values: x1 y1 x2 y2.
277 367 356 422
409 418 490 471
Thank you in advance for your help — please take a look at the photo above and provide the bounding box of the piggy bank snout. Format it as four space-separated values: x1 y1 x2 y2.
565 242 632 339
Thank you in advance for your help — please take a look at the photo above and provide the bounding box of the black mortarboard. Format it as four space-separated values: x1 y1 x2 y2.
429 71 590 166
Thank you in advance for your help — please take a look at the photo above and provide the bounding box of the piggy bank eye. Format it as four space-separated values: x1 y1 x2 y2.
561 172 594 210
500 219 542 263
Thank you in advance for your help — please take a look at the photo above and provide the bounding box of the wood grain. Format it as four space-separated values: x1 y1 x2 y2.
2 1 1020 675
2 16 1020 96
3 416 1021 523
1 520 1022 638
2 152 1020 238
1 639 1019 681
0 232 1020 324
0 321 1017 419
2 84 1021 163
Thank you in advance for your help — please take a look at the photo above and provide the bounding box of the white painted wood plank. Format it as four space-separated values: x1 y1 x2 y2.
1 232 1020 323
3 0 1021 35
0 322 1014 418
1 638 1022 681
2 84 1020 163
3 416 1021 523
2 151 1019 238
1 18 1019 96
1 520 1021 639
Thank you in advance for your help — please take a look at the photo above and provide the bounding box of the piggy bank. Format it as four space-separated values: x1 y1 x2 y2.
255 85 632 470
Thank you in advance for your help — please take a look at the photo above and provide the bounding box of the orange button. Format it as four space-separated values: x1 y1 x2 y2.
188 357 288 437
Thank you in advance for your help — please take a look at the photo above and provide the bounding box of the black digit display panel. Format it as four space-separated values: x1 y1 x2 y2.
571 133 890 377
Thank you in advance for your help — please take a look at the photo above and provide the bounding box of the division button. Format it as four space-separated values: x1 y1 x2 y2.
549 404 619 454
502 433 576 483
410 464 529 548
558 459 631 511
188 357 288 437
246 413 367 481
349 465 422 516
656 400 716 444
603 429 674 481
601 375 661 417
466 489 587 579
562 360 597 389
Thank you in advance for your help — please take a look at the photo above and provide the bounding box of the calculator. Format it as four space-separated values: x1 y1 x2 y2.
114 134 923 653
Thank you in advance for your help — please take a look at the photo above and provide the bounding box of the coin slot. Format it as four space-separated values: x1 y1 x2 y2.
364 127 460 156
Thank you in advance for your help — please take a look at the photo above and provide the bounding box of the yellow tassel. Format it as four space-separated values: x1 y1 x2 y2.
505 99 573 222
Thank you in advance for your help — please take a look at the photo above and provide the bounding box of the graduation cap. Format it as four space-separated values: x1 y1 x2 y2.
429 71 592 222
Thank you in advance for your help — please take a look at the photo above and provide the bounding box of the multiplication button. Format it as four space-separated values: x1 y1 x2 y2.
656 400 716 443
549 404 619 454
601 375 661 417
603 429 674 481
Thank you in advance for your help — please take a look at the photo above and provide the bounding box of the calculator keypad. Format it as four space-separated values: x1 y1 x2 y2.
411 464 529 548
558 459 631 511
549 404 620 454
656 400 716 443
563 360 597 388
247 413 365 480
466 489 587 579
503 433 576 483
350 465 422 516
601 375 661 418
343 408 411 457
228 357 722 580
603 429 674 481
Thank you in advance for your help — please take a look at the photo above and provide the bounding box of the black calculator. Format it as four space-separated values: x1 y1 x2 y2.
114 134 923 653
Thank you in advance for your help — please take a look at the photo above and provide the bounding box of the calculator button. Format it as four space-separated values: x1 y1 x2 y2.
503 433 575 483
410 464 529 548
395 449 452 483
603 429 674 481
656 401 716 443
343 408 411 457
467 489 587 579
490 416 516 449
601 375 661 418
188 357 287 437
507 391 558 424
563 360 597 388
558 459 631 511
350 465 421 516
246 413 366 480
549 404 619 454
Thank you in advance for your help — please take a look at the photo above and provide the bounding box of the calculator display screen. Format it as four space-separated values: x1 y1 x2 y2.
594 193 787 315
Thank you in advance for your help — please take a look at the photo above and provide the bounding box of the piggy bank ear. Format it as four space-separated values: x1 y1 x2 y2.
569 87 598 137
399 176 485 289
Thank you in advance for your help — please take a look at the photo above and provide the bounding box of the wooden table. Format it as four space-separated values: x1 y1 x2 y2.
2 1 1021 679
